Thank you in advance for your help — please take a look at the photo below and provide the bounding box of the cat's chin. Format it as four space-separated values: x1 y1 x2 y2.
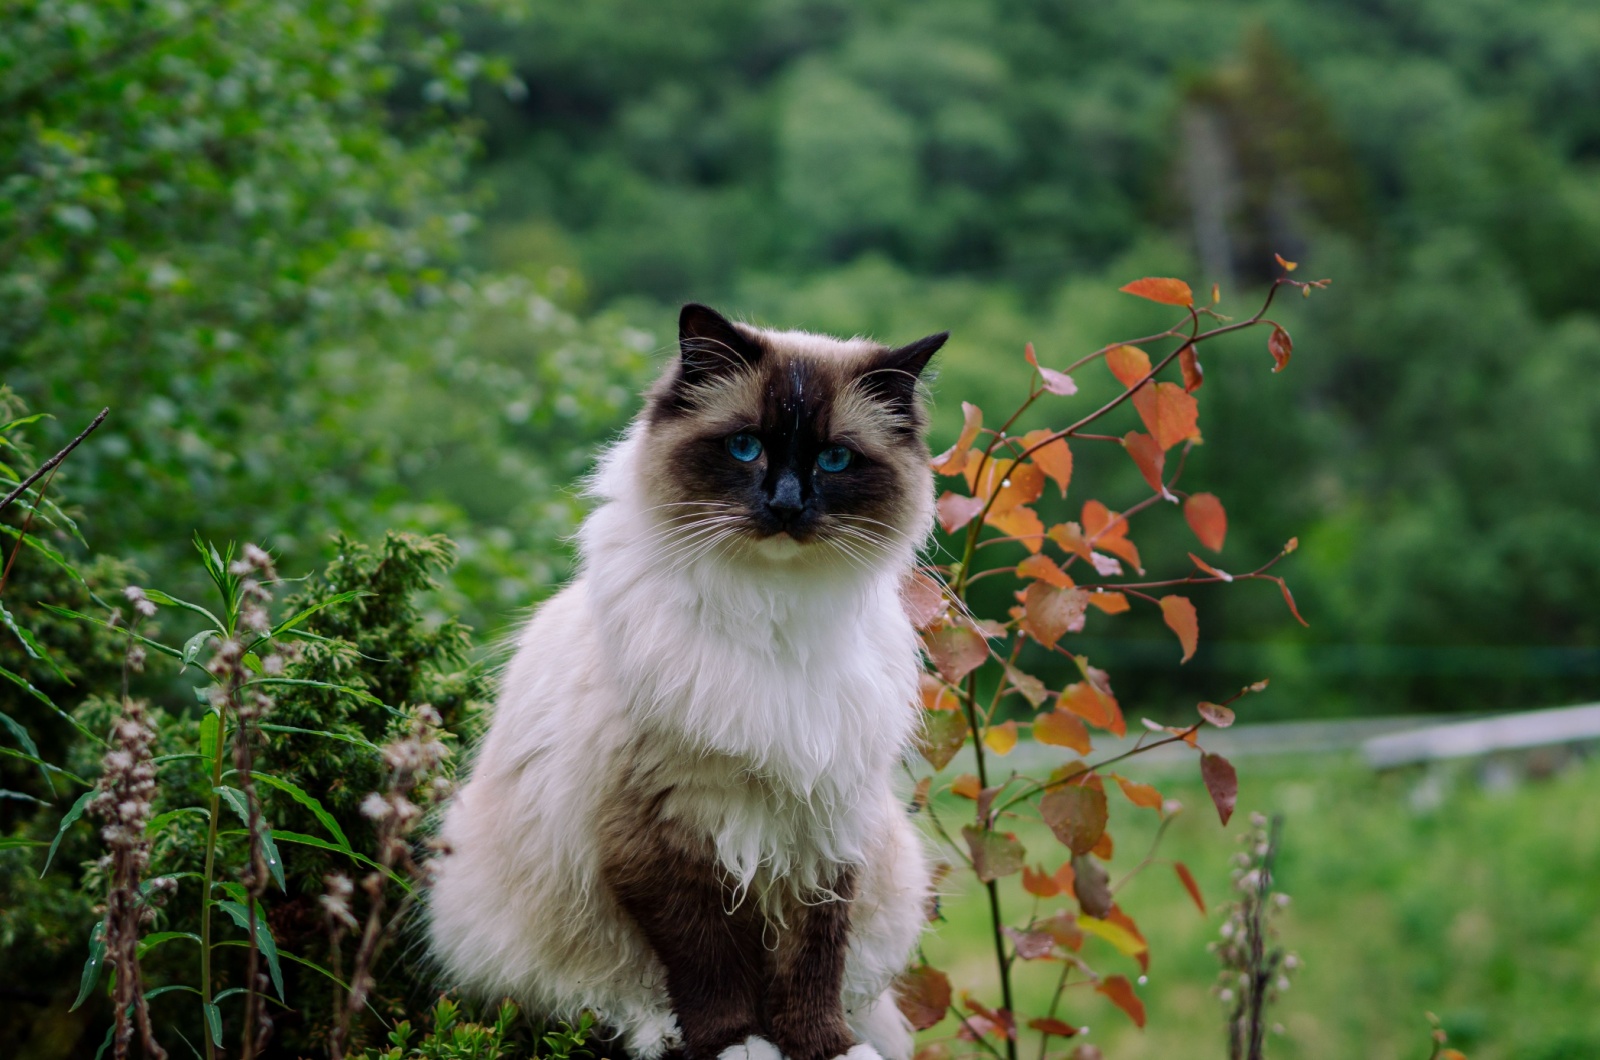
750 532 807 562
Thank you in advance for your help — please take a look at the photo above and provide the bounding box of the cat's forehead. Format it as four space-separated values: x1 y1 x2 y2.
708 331 890 436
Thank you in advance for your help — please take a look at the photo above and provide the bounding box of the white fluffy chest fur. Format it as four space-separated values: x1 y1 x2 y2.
579 484 923 889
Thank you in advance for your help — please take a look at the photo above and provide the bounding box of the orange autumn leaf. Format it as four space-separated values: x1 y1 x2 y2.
931 402 983 475
1122 430 1166 493
1189 552 1233 581
1090 829 1114 859
901 569 948 629
1179 343 1203 392
1081 500 1141 571
1131 380 1201 451
895 965 953 1032
1269 325 1293 372
1022 863 1062 898
1026 1017 1078 1038
1040 782 1108 856
1020 429 1073 496
1052 862 1078 900
1274 252 1298 272
1112 774 1164 810
1025 343 1078 395
919 710 969 771
1105 344 1152 389
951 773 982 800
1086 591 1129 614
935 491 987 534
1174 861 1207 915
1119 276 1194 308
1017 553 1074 589
983 720 1019 756
919 672 960 712
1274 575 1310 626
964 457 1044 515
1021 582 1088 648
1059 681 1125 737
1096 974 1147 1028
1047 521 1093 561
1158 595 1199 663
1184 492 1227 551
987 504 1045 553
923 624 988 683
1034 709 1092 754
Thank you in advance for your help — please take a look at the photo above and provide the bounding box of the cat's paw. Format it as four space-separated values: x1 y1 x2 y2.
718 1036 784 1060
832 1045 883 1060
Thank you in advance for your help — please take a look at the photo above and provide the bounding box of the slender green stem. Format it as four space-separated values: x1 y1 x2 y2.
197 709 225 1060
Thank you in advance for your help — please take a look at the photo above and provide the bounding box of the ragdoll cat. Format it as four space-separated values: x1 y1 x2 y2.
427 304 949 1060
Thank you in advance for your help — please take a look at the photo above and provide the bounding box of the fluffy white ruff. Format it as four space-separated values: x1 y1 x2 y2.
838 1045 885 1060
426 428 933 1052
718 1037 784 1060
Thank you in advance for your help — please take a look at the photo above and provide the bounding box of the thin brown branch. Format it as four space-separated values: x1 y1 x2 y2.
0 407 108 516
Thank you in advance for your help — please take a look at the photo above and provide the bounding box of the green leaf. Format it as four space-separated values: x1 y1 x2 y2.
71 920 106 1011
267 590 371 639
204 1001 223 1047
0 661 101 744
139 588 225 635
37 605 181 659
253 772 351 850
1 747 88 785
42 789 96 876
146 805 210 833
0 526 86 585
229 829 414 896
0 598 69 681
180 628 217 671
244 677 381 704
215 787 286 891
257 723 381 753
1 707 55 794
199 709 221 758
137 931 202 959
0 413 50 432
217 899 284 1000
0 836 49 850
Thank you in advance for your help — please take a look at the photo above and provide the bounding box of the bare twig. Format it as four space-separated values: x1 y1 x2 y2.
0 407 108 517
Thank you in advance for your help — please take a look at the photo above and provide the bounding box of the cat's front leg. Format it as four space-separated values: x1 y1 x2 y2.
767 872 880 1060
599 797 775 1060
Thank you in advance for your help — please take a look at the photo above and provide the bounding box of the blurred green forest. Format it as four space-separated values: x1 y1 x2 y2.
6 0 1600 717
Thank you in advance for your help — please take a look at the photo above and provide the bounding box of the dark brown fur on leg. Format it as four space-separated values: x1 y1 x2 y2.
766 872 859 1060
599 785 767 1059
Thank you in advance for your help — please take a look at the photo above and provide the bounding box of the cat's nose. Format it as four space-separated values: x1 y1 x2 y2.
767 470 805 524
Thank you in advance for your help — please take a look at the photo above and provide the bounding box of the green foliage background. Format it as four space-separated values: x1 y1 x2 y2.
2 0 1598 1057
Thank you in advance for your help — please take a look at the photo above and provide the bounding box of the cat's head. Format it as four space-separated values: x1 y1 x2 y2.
632 303 946 568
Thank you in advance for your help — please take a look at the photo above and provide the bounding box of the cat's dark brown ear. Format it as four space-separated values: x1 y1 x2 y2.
678 304 763 386
859 331 947 419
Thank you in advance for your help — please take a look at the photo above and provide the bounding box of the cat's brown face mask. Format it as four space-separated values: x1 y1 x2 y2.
638 303 945 562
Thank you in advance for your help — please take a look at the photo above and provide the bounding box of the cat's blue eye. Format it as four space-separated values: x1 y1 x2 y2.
726 432 763 462
817 446 853 473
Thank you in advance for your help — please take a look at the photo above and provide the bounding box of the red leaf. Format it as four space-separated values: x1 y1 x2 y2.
1040 782 1108 856
931 402 984 475
1017 553 1074 589
1040 907 1082 949
1025 343 1078 395
1198 701 1235 727
918 710 969 771
1096 974 1146 1028
988 504 1046 553
1020 429 1073 496
1174 861 1207 915
895 965 953 1031
963 825 1026 883
1072 852 1112 918
1179 344 1203 392
1021 582 1089 648
1081 500 1141 571
1004 926 1056 960
1200 752 1238 826
1022 863 1062 897
1184 492 1227 551
1086 591 1129 614
1104 344 1152 389
1119 276 1194 307
936 491 986 534
1189 552 1233 581
1268 325 1293 372
1274 576 1309 626
1112 774 1164 810
901 569 948 629
1131 381 1201 451
1034 709 1092 754
923 624 988 683
1059 681 1125 737
1027 1017 1078 1038
1122 431 1166 494
1158 595 1199 663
